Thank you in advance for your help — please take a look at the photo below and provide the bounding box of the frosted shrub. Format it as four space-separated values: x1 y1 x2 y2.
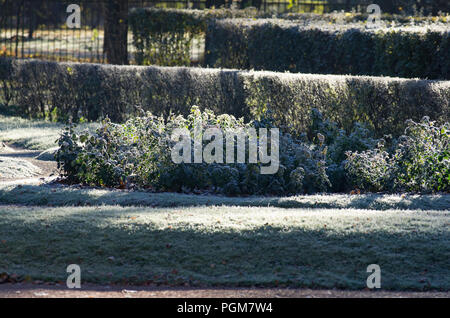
346 117 449 193
56 106 331 195
56 107 448 195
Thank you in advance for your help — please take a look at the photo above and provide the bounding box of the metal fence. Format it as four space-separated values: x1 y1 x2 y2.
1 0 105 63
0 0 447 64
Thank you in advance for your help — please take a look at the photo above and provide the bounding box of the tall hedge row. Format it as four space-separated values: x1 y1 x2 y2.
129 7 259 66
205 19 450 80
129 7 450 74
0 58 448 137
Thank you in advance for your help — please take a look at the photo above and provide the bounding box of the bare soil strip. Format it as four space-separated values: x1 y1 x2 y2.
0 283 448 298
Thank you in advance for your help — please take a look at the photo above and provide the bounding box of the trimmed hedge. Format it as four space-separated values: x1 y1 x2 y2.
280 12 450 24
0 58 448 137
205 19 450 80
0 58 246 123
129 8 205 66
129 7 259 66
129 7 450 69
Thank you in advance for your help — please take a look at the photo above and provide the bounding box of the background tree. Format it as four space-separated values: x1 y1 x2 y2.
103 0 128 65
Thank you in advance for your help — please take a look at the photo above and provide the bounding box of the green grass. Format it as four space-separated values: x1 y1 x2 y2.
0 114 99 151
0 205 448 290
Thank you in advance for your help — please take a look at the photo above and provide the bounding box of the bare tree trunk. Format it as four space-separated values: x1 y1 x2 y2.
27 0 37 39
0 0 9 30
15 1 24 57
103 0 128 65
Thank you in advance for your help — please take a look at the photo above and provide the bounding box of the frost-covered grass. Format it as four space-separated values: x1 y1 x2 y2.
0 182 449 211
0 157 41 179
0 114 99 151
0 205 448 290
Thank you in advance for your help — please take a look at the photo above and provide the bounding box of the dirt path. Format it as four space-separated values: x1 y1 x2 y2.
0 283 448 298
0 143 57 183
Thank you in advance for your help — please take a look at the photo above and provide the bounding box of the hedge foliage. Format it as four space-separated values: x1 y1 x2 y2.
205 19 450 80
129 7 450 71
0 58 448 137
129 7 259 66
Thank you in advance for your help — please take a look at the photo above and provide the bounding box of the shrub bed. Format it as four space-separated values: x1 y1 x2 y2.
205 19 450 79
56 106 330 195
56 106 449 195
0 58 448 137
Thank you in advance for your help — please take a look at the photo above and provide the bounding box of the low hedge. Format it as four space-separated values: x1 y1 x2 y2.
205 19 450 80
0 58 448 137
0 58 247 123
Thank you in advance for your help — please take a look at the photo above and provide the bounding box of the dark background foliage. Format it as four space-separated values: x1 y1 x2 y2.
205 19 450 80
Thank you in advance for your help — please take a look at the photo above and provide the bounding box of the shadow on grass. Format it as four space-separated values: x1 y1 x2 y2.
0 151 41 158
0 183 449 210
0 207 448 290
